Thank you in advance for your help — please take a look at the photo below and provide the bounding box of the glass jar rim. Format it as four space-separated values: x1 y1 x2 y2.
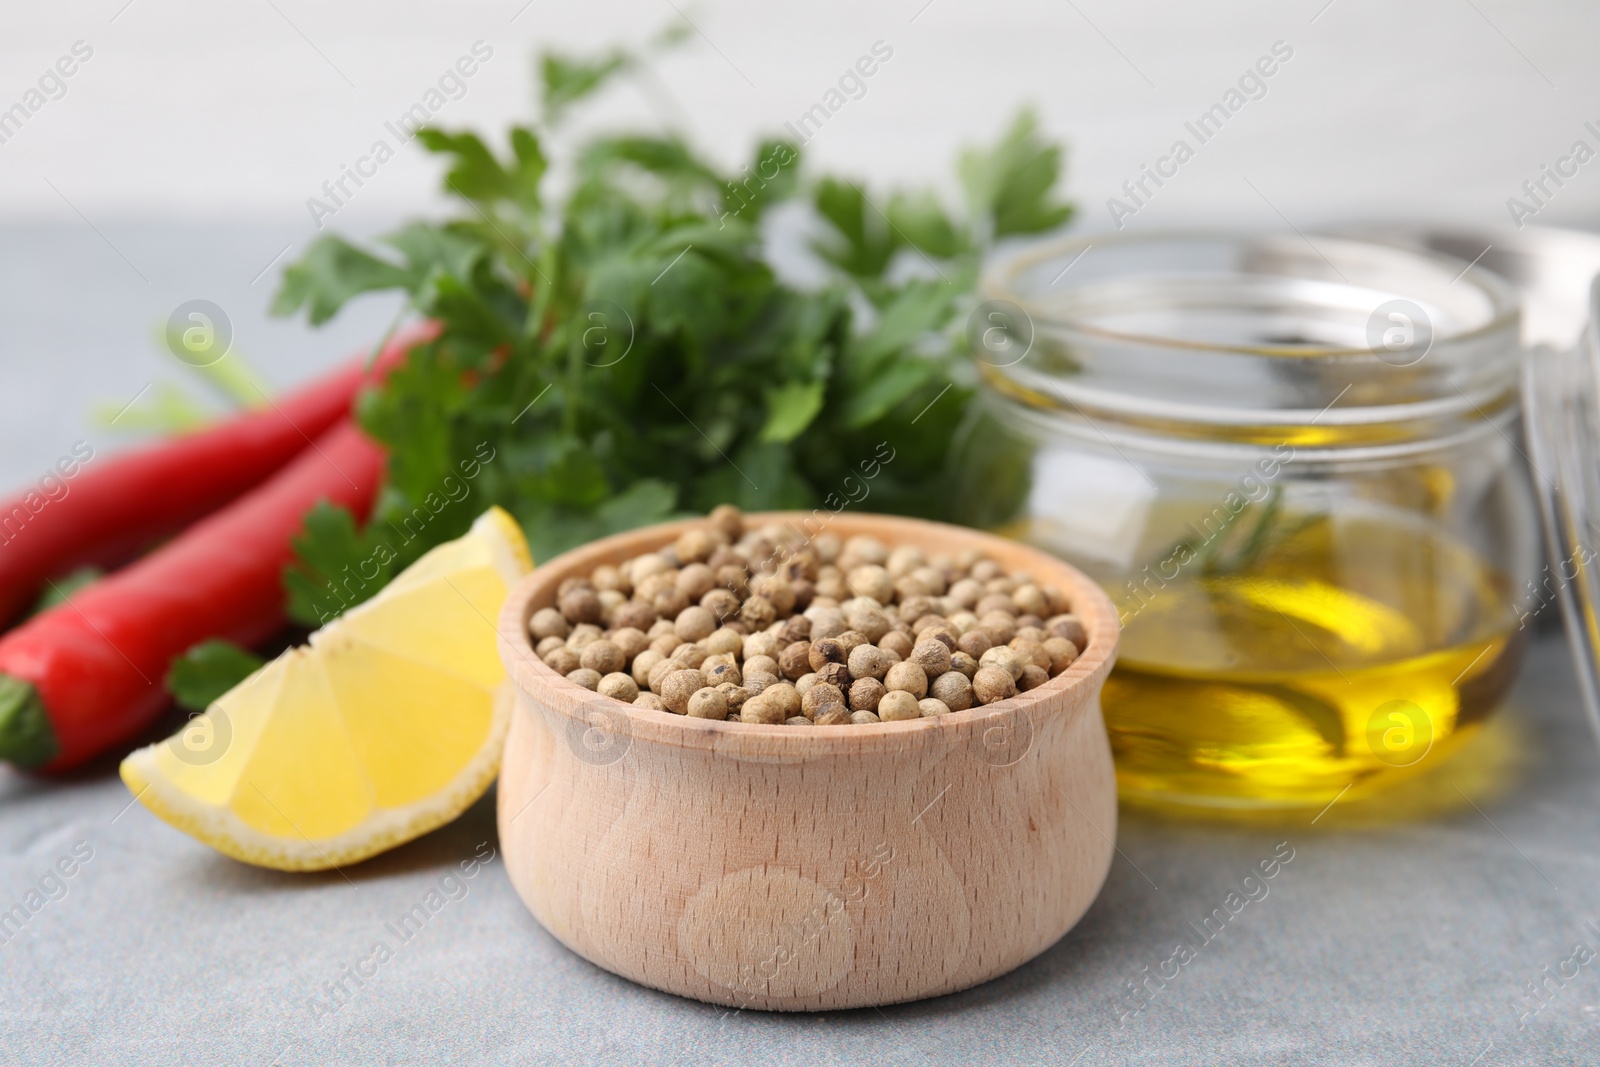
973 230 1524 443
982 230 1521 358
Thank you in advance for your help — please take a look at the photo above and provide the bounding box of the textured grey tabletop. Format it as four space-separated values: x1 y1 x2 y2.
3 227 1600 1066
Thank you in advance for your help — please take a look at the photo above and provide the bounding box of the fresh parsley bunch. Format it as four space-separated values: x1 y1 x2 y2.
270 39 1074 628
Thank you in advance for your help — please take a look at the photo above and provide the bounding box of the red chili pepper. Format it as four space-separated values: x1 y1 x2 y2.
0 326 428 626
0 421 385 771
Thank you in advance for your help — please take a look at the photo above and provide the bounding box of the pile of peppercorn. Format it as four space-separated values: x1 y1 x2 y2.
528 507 1090 725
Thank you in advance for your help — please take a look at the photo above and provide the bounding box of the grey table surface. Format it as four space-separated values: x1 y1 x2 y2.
3 226 1600 1066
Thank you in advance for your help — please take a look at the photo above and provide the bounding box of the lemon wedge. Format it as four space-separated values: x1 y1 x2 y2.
121 506 532 871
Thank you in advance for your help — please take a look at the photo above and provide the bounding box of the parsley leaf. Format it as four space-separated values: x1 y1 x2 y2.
958 108 1075 239
167 640 266 713
274 36 1074 625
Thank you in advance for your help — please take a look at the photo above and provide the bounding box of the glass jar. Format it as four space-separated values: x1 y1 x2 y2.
951 232 1539 810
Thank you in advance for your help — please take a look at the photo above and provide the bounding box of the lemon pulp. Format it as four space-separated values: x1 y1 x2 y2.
121 507 533 870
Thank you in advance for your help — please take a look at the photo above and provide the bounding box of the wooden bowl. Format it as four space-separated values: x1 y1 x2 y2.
495 513 1119 1011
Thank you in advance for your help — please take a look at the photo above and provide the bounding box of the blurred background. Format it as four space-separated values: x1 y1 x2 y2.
4 0 1598 479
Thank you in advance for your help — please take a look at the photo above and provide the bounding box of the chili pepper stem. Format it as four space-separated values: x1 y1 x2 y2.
0 675 57 768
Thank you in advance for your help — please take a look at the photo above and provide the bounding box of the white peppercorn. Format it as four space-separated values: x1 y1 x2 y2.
675 527 716 564
970 559 1003 582
910 639 952 678
845 603 892 643
802 682 845 719
741 694 786 724
843 535 888 566
957 629 992 659
919 698 951 717
849 677 887 711
1018 665 1050 692
930 671 974 711
898 596 938 625
850 710 881 725
847 565 895 604
652 588 691 619
805 607 848 640
739 591 777 633
878 690 920 721
632 649 665 687
763 682 802 719
884 661 928 699
980 646 1026 682
614 600 657 632
560 588 603 625
834 630 870 656
972 666 1017 705
580 640 625 675
687 687 728 719
948 610 981 634
815 662 852 689
776 615 812 646
1047 614 1089 651
660 669 706 714
1012 584 1048 617
634 692 665 710
815 706 851 726
703 660 742 688
886 545 924 578
597 672 639 702
894 572 939 601
779 642 813 680
979 612 1018 646
567 668 602 691
815 571 850 601
809 637 847 672
744 672 780 697
647 656 683 693
598 589 627 620
947 578 983 609
950 651 979 678
743 630 782 662
709 503 744 541
879 630 914 660
566 623 603 650
1043 637 1080 675
1009 638 1050 671
610 627 650 661
715 565 749 599
766 578 803 616
700 626 743 657
701 588 742 623
848 644 892 681
675 563 716 601
674 605 717 643
717 683 749 715
544 647 580 675
630 553 672 581
530 607 569 640
535 635 566 658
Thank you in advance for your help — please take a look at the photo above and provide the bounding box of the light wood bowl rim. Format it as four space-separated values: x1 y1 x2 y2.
497 512 1120 753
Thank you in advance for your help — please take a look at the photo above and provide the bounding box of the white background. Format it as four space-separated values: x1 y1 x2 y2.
2 0 1598 232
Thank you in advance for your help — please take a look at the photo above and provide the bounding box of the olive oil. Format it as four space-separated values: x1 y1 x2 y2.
1104 512 1523 809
